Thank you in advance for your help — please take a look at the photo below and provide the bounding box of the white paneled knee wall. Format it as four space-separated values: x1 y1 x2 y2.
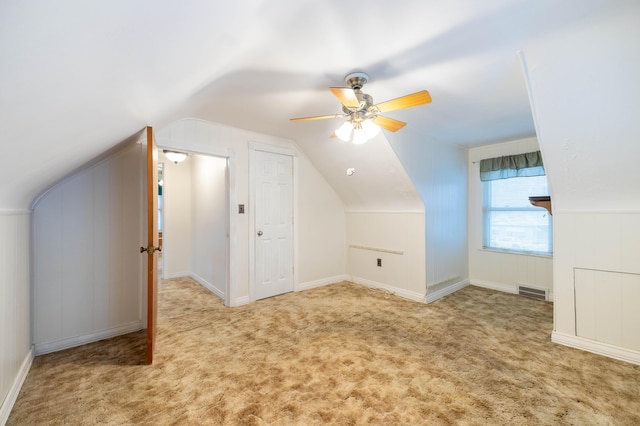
0 212 32 423
33 142 145 355
552 212 640 364
575 268 640 351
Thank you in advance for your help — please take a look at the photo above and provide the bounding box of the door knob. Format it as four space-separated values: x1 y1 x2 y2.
257 230 263 236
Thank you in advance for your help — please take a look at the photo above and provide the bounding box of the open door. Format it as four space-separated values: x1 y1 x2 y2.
141 126 160 364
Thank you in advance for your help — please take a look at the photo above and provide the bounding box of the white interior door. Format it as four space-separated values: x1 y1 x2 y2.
254 150 293 300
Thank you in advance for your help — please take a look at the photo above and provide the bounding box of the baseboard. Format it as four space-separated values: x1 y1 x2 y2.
426 279 470 303
189 272 224 300
233 296 251 306
552 331 640 366
297 275 350 291
34 321 143 355
471 280 554 301
164 271 190 279
470 279 518 294
0 346 34 425
350 276 425 302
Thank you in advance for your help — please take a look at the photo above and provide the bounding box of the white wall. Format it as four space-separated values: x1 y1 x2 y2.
32 142 145 355
520 3 640 363
297 153 347 288
190 154 227 298
522 6 640 213
0 212 31 424
157 118 348 304
347 212 426 301
389 129 469 302
297 131 425 213
467 138 553 298
162 156 192 278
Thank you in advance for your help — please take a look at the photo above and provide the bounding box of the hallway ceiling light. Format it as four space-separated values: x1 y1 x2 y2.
163 150 187 164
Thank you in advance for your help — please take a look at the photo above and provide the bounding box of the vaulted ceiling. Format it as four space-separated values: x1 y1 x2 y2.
0 1 633 209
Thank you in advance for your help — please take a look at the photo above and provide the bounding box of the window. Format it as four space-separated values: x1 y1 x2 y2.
483 175 552 255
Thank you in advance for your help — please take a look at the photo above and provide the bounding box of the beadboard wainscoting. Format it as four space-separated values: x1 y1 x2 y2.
32 142 146 355
574 268 640 352
347 211 426 299
553 211 640 364
0 211 32 424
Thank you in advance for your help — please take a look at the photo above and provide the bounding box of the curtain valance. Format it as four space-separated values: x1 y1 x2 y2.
479 151 544 181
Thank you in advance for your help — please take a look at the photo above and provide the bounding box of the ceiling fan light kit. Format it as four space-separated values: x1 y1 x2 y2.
335 121 354 141
291 71 431 144
361 119 381 138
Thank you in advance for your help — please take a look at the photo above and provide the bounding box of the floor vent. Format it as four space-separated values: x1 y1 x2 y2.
518 285 547 301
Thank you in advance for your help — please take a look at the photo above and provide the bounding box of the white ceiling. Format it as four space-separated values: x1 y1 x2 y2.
0 0 624 209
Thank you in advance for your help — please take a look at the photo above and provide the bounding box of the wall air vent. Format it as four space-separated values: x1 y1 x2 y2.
518 285 547 301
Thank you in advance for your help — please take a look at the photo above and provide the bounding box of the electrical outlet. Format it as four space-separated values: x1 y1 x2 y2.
377 258 382 267
238 204 245 214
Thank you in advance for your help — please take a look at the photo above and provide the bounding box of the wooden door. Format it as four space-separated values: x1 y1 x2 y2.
254 150 293 300
143 126 159 364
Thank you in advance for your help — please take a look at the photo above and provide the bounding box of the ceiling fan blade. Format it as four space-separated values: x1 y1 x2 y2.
373 90 432 113
372 115 407 132
290 113 344 122
329 87 361 108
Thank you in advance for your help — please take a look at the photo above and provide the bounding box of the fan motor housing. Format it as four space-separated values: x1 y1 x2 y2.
345 72 369 91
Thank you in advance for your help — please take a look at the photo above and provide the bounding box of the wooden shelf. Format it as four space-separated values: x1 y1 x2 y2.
529 196 552 215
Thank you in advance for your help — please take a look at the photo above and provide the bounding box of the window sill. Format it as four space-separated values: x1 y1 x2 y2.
480 247 553 259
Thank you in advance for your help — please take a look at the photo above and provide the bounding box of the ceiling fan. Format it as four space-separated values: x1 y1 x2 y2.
290 72 431 144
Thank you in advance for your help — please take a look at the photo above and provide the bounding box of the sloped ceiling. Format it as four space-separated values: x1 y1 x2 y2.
0 1 630 209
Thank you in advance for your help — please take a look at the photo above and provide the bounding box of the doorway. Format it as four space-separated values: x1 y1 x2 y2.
159 151 230 304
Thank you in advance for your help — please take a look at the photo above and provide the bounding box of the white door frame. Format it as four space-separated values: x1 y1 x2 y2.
248 141 298 302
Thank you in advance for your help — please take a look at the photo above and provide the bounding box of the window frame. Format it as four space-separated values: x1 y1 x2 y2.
481 176 553 256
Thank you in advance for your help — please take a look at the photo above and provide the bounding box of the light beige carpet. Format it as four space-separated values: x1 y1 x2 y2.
9 278 640 425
